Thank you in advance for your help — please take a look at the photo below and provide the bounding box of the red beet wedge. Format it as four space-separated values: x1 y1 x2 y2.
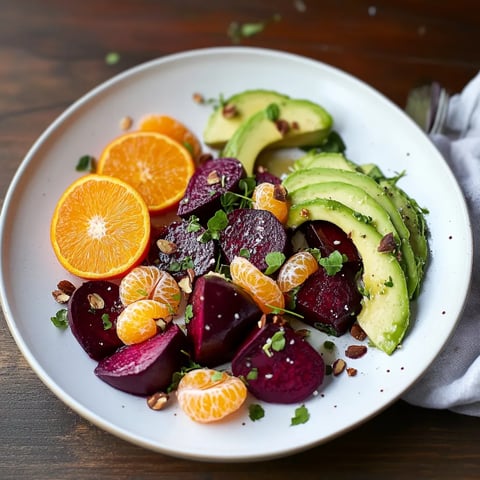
295 263 363 336
68 280 124 361
219 208 289 272
94 323 189 396
186 274 262 367
231 321 325 404
177 157 246 222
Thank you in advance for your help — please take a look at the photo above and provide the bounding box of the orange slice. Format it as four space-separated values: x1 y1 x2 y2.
50 174 151 280
138 114 202 160
252 182 289 224
229 256 285 314
276 251 319 293
119 265 181 313
116 299 172 345
97 131 195 214
176 369 247 423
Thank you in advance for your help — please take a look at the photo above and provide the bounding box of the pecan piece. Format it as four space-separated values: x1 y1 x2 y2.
275 119 290 136
377 232 397 253
222 103 238 119
345 345 368 359
332 358 346 376
147 392 169 411
157 239 177 255
57 280 76 296
350 323 367 341
273 184 287 202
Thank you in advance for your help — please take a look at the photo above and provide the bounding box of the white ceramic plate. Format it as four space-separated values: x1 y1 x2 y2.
0 47 472 462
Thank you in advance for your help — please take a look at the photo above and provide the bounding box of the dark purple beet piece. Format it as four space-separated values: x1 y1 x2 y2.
219 208 288 272
68 281 124 360
295 263 362 336
94 323 189 396
177 157 246 222
303 220 360 264
155 220 217 281
187 274 261 367
231 321 325 404
255 168 281 185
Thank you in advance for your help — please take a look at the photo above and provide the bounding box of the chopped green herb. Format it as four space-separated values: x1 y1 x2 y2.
211 370 224 382
265 304 304 319
76 155 95 172
183 141 194 156
102 313 112 330
184 304 194 324
50 309 68 329
264 251 286 275
167 357 202 392
239 248 251 259
271 330 286 352
353 212 373 224
384 276 394 287
186 215 202 233
248 403 265 421
319 250 347 276
323 340 336 351
291 404 310 426
227 15 280 44
265 103 280 122
168 256 194 273
105 52 120 65
246 368 258 381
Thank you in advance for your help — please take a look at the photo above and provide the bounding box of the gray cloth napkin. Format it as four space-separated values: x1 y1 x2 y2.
402 72 480 415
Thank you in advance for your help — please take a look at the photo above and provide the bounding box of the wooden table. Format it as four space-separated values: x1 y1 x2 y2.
1 1 479 478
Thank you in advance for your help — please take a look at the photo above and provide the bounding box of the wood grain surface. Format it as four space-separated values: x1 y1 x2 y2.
1 1 480 478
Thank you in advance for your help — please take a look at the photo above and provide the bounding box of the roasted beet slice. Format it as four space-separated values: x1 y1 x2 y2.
177 157 246 222
219 208 288 272
295 263 362 336
155 220 217 281
68 281 124 360
94 323 189 396
187 274 261 367
231 321 325 404
255 168 282 185
303 220 360 264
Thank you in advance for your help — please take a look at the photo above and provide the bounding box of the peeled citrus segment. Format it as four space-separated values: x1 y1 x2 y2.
119 265 181 312
251 182 289 224
97 131 195 214
116 299 172 345
138 114 202 160
276 251 320 293
229 256 285 314
176 369 247 423
50 174 151 280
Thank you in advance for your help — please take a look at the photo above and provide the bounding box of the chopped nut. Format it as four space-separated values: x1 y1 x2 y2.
119 115 133 131
52 289 70 304
57 280 76 296
256 165 267 174
378 232 397 253
222 103 238 118
206 170 221 185
273 184 287 202
157 239 177 255
257 314 268 328
294 328 311 339
178 275 192 294
332 358 346 376
346 367 358 377
146 392 169 410
345 345 368 359
275 119 290 136
350 323 367 341
192 92 204 104
300 208 310 218
291 120 300 130
87 293 105 310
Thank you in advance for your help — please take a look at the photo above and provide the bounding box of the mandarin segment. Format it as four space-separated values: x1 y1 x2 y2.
138 114 202 160
229 256 285 314
50 174 151 279
276 251 320 293
176 369 247 423
97 131 195 214
251 182 289 224
116 299 172 345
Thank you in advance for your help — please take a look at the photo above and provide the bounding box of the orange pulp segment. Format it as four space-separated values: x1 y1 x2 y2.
176 369 247 423
97 131 195 214
251 182 289 224
276 251 319 293
119 265 181 313
116 299 172 345
138 114 202 160
229 256 285 314
50 174 151 280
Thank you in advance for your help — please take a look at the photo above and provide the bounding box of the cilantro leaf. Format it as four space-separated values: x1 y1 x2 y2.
248 403 265 421
264 251 286 275
291 404 310 426
76 155 95 172
319 250 347 276
50 309 68 329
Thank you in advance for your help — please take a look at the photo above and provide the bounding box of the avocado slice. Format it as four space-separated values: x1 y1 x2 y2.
293 152 359 172
203 89 289 149
283 167 418 298
288 181 400 242
222 99 333 175
288 198 410 355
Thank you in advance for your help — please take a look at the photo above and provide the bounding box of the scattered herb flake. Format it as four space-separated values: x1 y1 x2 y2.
271 330 286 352
264 251 286 275
319 250 347 276
50 309 68 329
291 404 310 426
265 103 280 122
211 370 224 382
184 304 194 324
323 340 336 351
76 155 95 172
247 368 258 381
239 247 251 259
105 52 120 65
102 313 112 330
384 276 394 287
248 403 265 421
